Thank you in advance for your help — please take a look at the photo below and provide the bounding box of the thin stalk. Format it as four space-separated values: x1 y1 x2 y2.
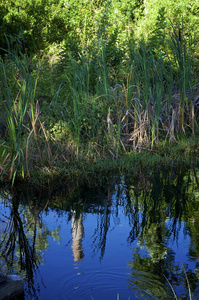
101 39 109 97
169 23 192 132
123 67 134 134
150 51 163 146
184 270 192 300
116 113 121 159
163 275 178 300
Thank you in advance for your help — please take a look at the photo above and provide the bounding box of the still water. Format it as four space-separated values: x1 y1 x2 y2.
1 166 199 299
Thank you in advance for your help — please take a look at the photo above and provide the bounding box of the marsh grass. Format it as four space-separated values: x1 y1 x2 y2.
63 39 111 156
0 54 34 184
0 26 198 183
169 25 193 132
60 25 196 160
0 36 51 184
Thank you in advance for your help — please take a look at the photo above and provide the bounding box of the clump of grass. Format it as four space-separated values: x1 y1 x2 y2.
0 35 51 185
0 24 198 183
58 24 197 160
0 37 38 184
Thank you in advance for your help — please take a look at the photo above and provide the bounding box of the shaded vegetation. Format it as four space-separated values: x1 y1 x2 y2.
0 0 199 184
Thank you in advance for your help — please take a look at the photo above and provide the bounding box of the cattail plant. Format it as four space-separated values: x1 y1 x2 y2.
0 36 38 184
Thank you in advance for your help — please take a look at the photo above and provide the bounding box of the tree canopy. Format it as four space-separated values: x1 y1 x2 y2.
0 0 198 54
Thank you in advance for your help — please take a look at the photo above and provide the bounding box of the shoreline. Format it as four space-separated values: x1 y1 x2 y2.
1 135 198 187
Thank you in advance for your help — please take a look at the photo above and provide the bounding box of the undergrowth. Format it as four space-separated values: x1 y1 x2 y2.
0 27 199 185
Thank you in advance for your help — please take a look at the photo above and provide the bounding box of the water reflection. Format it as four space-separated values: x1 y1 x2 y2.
128 270 171 299
0 192 39 297
92 201 111 260
0 164 199 299
124 165 199 299
71 211 84 262
128 247 176 299
0 189 60 298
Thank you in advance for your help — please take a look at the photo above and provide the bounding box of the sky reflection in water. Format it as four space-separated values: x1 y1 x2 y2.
0 166 199 299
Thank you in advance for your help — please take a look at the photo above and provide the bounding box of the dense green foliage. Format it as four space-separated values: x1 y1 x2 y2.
0 0 199 54
0 0 199 183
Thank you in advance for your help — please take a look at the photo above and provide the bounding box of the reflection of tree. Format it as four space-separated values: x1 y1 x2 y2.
128 246 199 300
1 165 199 299
0 198 38 297
92 203 111 260
124 165 199 299
0 192 60 298
71 212 84 262
182 166 199 261
128 248 174 299
138 223 168 263
0 202 35 269
91 185 119 260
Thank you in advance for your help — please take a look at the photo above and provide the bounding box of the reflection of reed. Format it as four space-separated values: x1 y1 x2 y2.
71 212 84 262
92 203 111 260
128 270 172 299
0 201 37 274
0 199 39 297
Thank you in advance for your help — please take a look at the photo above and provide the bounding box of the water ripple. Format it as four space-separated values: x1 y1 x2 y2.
59 268 133 300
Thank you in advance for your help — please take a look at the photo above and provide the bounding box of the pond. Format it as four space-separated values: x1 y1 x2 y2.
0 165 199 299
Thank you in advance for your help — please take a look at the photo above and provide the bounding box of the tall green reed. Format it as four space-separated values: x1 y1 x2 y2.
64 52 90 156
122 67 135 134
129 43 150 111
128 43 155 147
0 36 38 184
100 39 109 97
63 39 110 156
168 23 193 133
150 50 164 146
126 25 194 149
60 24 195 156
